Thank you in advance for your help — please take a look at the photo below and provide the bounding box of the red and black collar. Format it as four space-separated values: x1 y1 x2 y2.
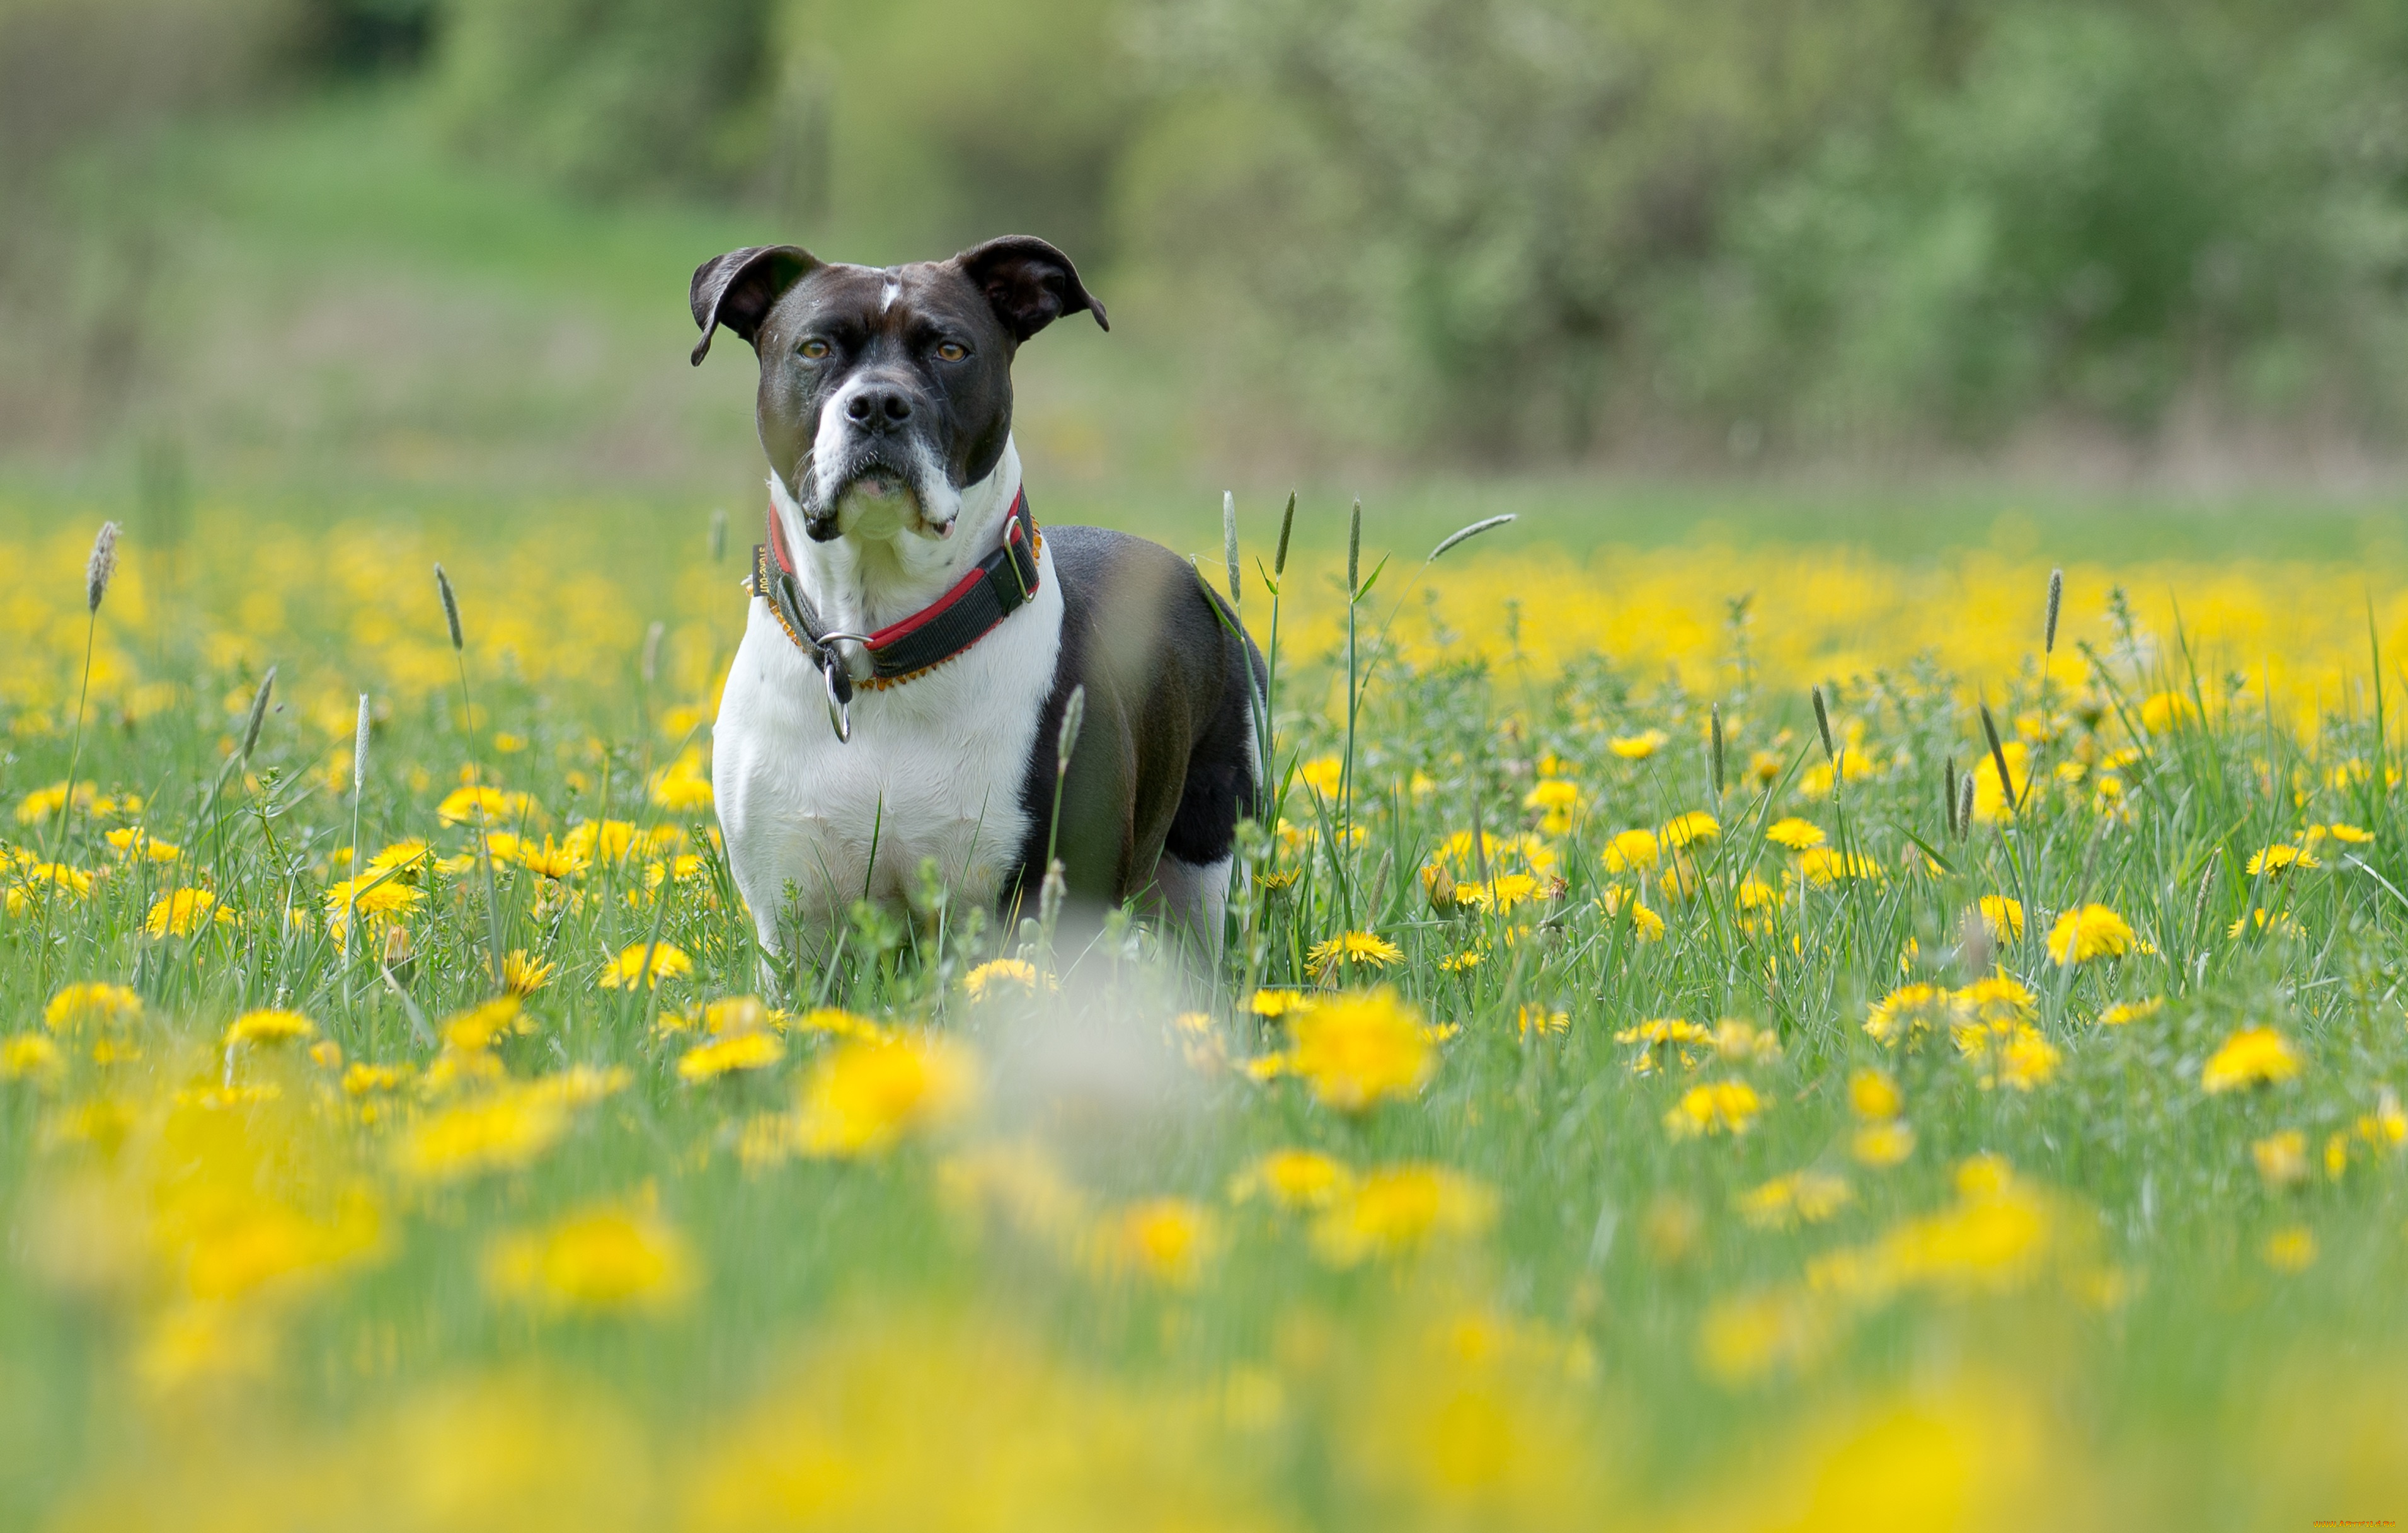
751 488 1042 738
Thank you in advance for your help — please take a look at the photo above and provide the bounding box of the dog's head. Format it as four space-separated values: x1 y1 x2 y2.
689 236 1106 543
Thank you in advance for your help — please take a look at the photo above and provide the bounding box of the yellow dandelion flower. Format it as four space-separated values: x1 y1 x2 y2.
1794 847 1884 887
648 755 716 812
44 982 142 1033
1852 1119 1917 1168
2047 904 2135 965
1523 778 1582 834
503 949 558 994
2138 691 2199 733
1597 887 1666 940
1 1034 64 1083
14 782 96 824
1297 755 1344 797
103 827 180 863
1094 1197 1218 1287
1849 1067 1901 1120
1307 930 1403 978
1249 989 1315 1018
1230 1149 1354 1209
2252 1128 2308 1188
1976 895 2026 940
1286 989 1435 1112
442 997 527 1053
1765 817 1826 851
1865 983 1951 1045
2228 908 2305 940
1740 1169 1852 1230
598 942 692 990
1664 1079 1763 1138
1600 827 1661 874
436 784 536 826
2202 1026 2302 1093
1309 1163 1498 1265
2098 996 2164 1028
224 1009 316 1047
1607 730 1667 760
793 1033 977 1157
1660 810 1720 848
1516 1004 1570 1039
145 888 226 937
962 957 1043 1001
486 1205 695 1314
2327 822 2374 845
2262 1226 2317 1272
1437 949 1485 972
678 1030 783 1081
2354 1088 2406 1149
2246 844 2319 876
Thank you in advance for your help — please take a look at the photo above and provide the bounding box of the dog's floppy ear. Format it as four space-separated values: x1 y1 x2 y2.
690 244 820 365
954 236 1109 343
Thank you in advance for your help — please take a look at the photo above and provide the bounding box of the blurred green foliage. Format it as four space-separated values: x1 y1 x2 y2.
6 0 2408 467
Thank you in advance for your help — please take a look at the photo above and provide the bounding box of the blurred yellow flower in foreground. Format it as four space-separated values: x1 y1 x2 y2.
1230 1148 1354 1209
1599 827 1660 873
1285 989 1436 1112
1310 1164 1498 1265
1665 1080 1763 1138
1607 730 1666 759
791 1034 976 1157
486 1203 696 1314
225 1009 316 1048
2048 904 2136 965
679 1030 783 1082
1764 817 1825 851
1094 1197 1219 1287
2201 1026 2302 1093
2252 1129 2309 1188
1852 1119 1917 1168
598 942 692 989
45 982 142 1033
1740 1169 1853 1229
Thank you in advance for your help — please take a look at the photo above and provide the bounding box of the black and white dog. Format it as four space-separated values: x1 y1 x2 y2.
692 236 1261 959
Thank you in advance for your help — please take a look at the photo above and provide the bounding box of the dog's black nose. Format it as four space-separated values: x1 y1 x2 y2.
845 386 913 432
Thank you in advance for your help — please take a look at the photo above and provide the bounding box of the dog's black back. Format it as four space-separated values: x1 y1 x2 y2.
1012 524 1263 908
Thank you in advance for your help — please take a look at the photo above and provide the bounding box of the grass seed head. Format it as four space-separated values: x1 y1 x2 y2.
353 694 371 794
239 667 277 762
1273 490 1295 577
1945 755 1960 837
84 520 120 614
1347 497 1362 594
1811 687 1835 761
1430 514 1515 563
1057 684 1086 774
1958 767 1978 834
2045 568 2064 655
709 505 728 564
434 563 464 651
1711 703 1726 798
1222 491 1241 606
643 620 664 685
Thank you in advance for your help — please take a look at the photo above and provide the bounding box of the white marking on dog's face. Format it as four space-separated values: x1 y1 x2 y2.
806 375 962 540
880 270 901 313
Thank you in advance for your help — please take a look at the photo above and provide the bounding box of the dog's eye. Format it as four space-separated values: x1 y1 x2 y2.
935 341 968 362
798 338 831 360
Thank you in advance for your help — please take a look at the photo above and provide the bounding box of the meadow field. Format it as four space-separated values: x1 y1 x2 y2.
2 488 2406 1529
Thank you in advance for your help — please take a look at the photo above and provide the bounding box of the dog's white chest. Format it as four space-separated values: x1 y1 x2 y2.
712 546 1062 939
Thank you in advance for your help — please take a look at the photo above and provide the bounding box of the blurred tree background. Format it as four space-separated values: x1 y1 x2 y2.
4 0 2407 493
